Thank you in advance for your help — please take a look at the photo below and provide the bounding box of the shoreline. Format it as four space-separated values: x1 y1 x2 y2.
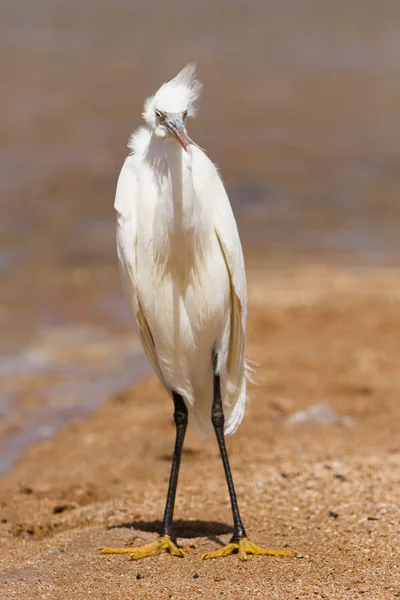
1 266 399 599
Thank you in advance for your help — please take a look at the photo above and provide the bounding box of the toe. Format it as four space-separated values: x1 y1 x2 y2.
240 538 296 557
98 547 137 554
129 547 158 560
168 544 185 557
97 536 185 560
202 543 239 560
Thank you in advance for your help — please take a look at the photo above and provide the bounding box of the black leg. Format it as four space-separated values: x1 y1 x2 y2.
160 392 188 540
211 357 247 542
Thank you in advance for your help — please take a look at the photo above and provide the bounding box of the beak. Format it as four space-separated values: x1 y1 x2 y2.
164 115 190 153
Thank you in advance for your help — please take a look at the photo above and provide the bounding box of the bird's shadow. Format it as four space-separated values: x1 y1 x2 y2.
108 519 232 547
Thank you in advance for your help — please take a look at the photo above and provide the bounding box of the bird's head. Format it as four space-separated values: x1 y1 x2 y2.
142 64 202 152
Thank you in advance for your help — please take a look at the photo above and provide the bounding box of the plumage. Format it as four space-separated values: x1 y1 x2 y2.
99 65 293 562
115 65 247 435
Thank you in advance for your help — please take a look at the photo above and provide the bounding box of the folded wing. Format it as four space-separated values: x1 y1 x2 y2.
114 157 168 389
191 147 247 433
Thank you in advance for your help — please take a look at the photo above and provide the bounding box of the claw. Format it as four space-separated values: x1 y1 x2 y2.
97 535 185 561
202 542 238 560
202 537 296 561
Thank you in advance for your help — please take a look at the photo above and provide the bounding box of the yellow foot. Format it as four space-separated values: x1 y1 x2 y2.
203 537 295 561
97 535 185 560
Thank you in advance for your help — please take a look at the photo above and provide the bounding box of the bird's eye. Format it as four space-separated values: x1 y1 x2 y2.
155 110 164 120
182 110 188 119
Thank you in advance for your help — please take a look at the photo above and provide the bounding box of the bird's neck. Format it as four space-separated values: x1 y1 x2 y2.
149 135 201 235
167 141 186 232
149 135 208 276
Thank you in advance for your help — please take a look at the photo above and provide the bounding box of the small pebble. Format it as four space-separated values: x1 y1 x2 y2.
136 573 145 580
193 573 200 579
329 511 339 519
53 504 69 514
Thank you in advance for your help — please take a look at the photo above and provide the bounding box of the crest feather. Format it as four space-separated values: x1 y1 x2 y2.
172 63 203 108
142 64 202 125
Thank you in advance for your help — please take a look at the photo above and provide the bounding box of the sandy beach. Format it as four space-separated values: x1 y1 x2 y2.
1 267 399 599
2 3 400 597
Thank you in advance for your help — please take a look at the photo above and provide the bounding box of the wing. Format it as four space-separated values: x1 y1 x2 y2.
115 157 167 387
191 147 247 431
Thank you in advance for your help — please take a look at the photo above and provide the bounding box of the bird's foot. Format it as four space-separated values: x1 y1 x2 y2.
97 535 185 560
202 537 295 561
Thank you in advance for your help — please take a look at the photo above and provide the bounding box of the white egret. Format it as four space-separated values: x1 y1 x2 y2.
99 65 292 561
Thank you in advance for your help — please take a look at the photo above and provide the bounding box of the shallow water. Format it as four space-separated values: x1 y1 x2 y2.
1 0 400 473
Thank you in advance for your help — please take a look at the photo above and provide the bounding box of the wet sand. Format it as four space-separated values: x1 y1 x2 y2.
1 267 399 599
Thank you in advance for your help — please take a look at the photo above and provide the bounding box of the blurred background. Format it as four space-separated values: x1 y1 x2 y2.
1 0 400 473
